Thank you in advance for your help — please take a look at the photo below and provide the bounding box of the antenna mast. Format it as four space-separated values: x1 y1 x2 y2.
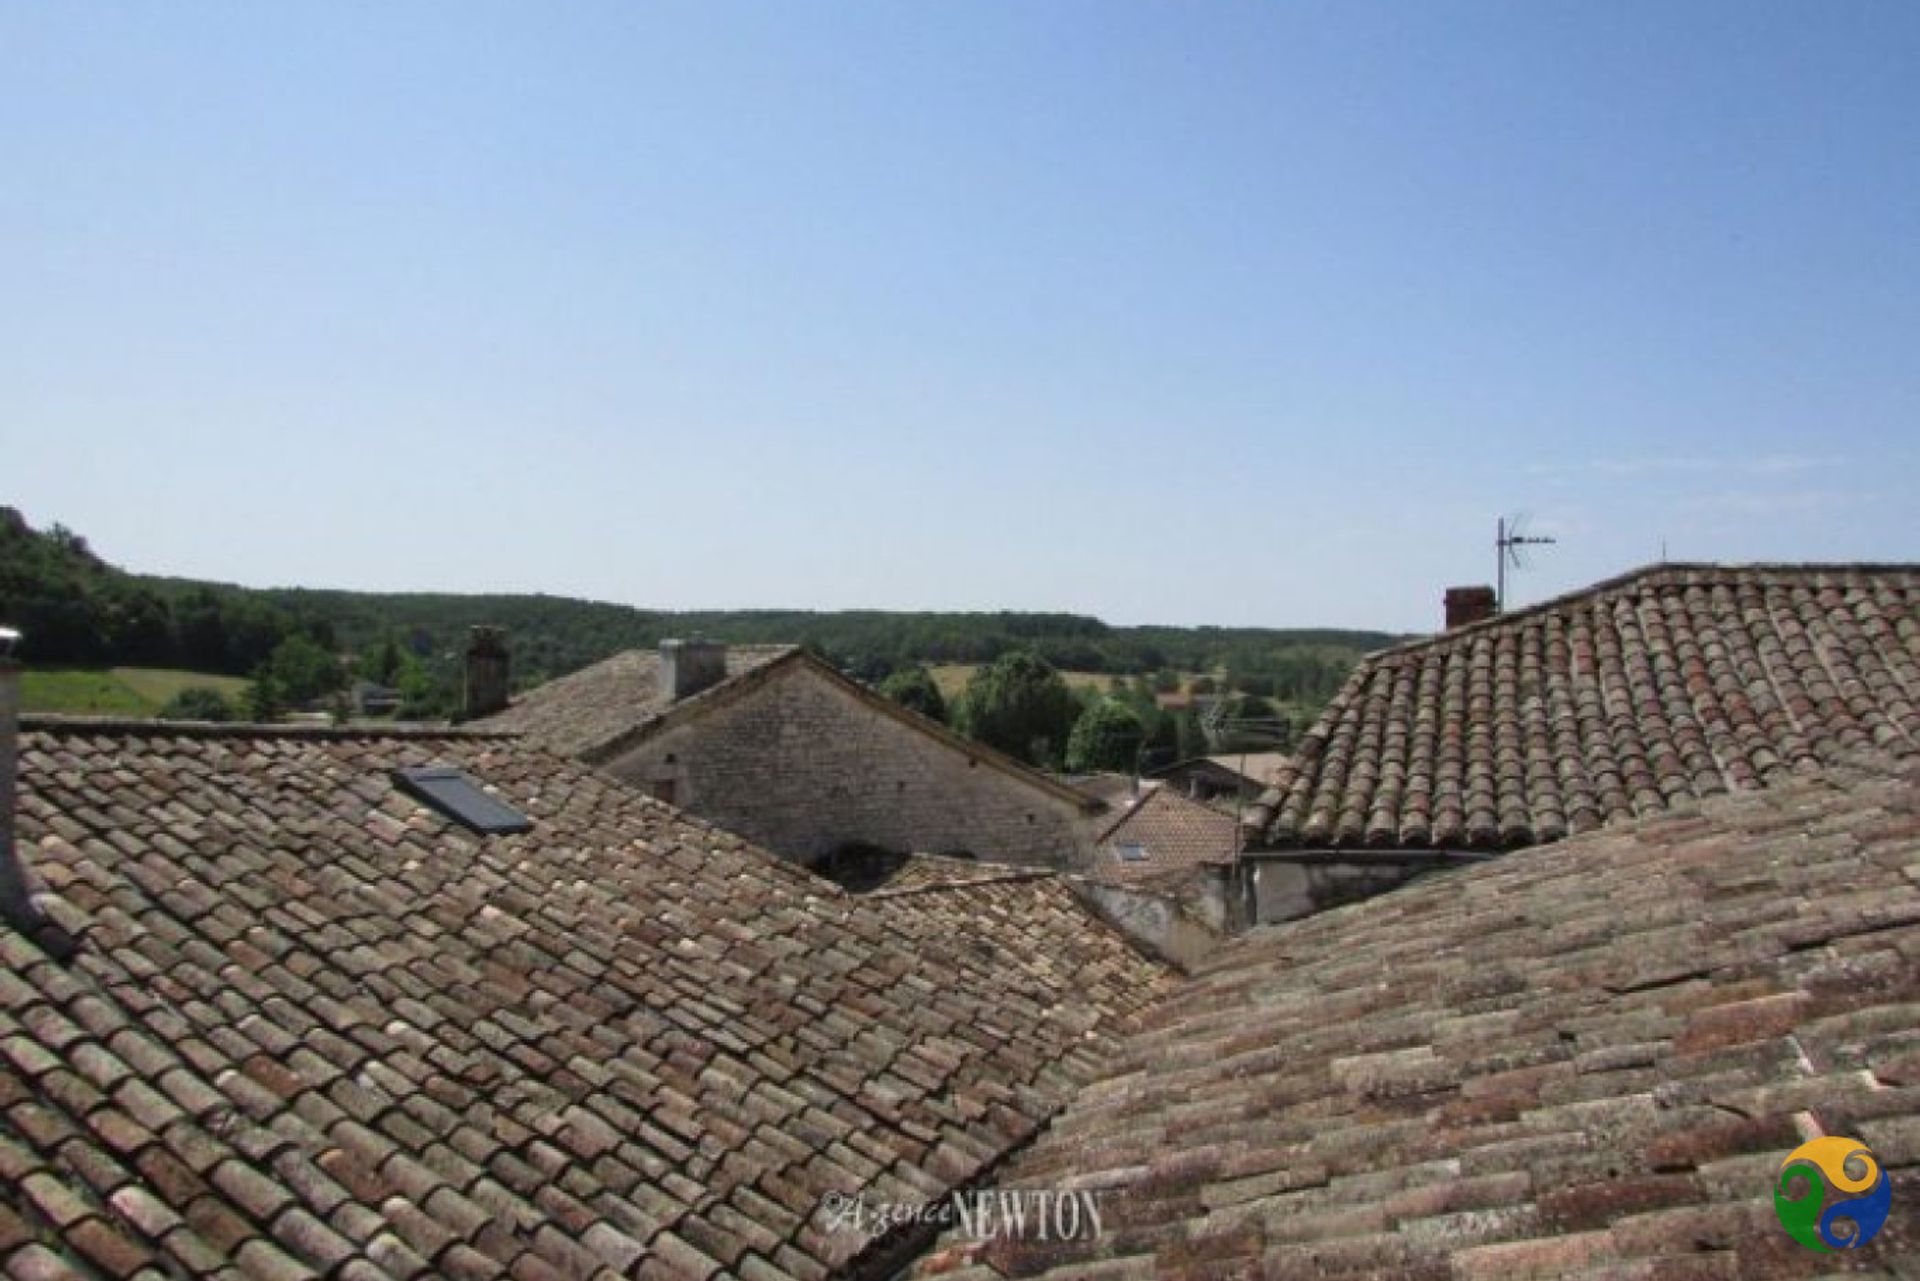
1496 515 1557 613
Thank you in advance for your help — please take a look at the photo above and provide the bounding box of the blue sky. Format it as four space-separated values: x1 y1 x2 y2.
4 3 1915 632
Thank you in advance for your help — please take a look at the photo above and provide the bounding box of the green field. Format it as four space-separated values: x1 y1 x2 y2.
927 664 1132 701
19 667 250 717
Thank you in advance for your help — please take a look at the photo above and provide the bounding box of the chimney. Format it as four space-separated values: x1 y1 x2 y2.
1444 585 1497 631
660 638 728 701
463 626 511 719
0 630 77 960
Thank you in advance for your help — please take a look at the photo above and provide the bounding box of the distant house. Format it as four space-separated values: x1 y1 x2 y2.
348 678 402 716
1238 562 1920 922
1094 784 1241 884
472 636 1109 871
1149 751 1290 803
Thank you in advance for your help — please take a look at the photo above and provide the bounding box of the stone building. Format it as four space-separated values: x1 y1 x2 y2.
474 638 1108 871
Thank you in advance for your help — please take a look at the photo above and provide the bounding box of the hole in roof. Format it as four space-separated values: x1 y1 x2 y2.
393 766 532 835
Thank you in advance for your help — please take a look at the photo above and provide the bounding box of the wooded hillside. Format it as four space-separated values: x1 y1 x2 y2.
0 507 1408 714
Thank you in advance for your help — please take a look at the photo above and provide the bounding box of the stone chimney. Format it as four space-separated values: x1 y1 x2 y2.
660 638 728 701
1444 586 1497 631
0 630 77 960
463 626 511 719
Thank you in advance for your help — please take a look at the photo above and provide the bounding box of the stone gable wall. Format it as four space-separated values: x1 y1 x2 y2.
604 663 1101 868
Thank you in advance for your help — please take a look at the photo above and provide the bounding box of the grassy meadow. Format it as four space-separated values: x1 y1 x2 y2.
19 667 250 717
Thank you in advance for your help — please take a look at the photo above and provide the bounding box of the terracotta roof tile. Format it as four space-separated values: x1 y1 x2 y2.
1250 564 1920 848
860 855 1047 896
472 646 796 759
2 719 1173 1279
1092 788 1240 884
924 759 1920 1278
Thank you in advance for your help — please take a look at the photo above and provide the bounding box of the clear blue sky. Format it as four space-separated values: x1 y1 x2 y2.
4 3 1915 632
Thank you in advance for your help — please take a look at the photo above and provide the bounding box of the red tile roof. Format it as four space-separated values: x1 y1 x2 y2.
1249 564 1920 849
926 757 1920 1278
1093 788 1240 885
1 719 1172 1281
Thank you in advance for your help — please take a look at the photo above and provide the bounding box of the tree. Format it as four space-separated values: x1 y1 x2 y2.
1065 699 1145 773
244 668 285 722
877 666 947 723
394 653 451 719
156 687 234 722
1176 707 1209 762
175 589 230 671
1231 672 1277 699
1141 710 1180 771
266 633 345 706
362 633 404 686
951 650 1079 768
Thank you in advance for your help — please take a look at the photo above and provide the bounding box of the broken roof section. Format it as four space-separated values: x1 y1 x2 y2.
858 853 1050 896
1 718 1172 1281
931 757 1920 1278
1249 563 1920 849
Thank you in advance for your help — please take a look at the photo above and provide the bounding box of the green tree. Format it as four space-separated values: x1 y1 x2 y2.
1176 706 1209 762
363 633 404 685
1141 709 1180 770
394 653 451 719
266 633 345 706
1231 672 1277 699
1065 699 1145 773
175 588 230 670
877 666 947 723
952 649 1079 768
244 667 285 722
156 687 235 722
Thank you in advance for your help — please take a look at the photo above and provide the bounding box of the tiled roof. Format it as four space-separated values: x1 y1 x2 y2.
861 855 1047 896
473 646 796 760
1201 753 1291 785
1 719 1172 1281
928 757 1920 1279
1093 788 1239 885
481 649 1100 815
1057 775 1160 808
1249 564 1920 849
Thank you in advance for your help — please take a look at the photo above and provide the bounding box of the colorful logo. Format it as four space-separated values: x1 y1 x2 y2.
1774 1137 1891 1251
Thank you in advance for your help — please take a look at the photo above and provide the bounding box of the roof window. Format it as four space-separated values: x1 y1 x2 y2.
394 766 532 835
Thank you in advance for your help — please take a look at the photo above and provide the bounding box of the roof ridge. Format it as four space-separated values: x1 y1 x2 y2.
1096 784 1168 842
1369 559 1920 663
1247 559 1920 850
865 868 1057 898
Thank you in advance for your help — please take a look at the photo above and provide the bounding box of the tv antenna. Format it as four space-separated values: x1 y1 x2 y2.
1496 513 1556 612
1201 699 1291 858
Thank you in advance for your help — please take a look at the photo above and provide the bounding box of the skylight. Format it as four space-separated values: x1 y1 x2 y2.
1115 842 1149 863
394 766 532 835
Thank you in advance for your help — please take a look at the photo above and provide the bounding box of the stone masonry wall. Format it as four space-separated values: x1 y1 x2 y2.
604 663 1102 869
